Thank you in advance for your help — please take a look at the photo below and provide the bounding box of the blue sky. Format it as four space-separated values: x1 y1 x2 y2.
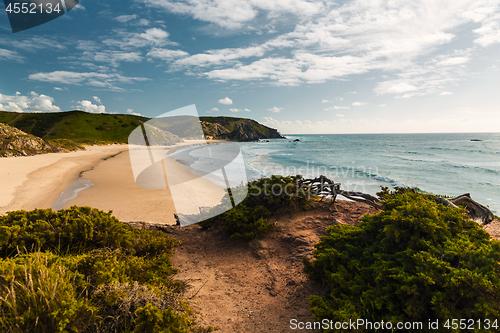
1 0 500 134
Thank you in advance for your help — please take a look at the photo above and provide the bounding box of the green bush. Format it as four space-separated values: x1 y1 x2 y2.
0 206 177 257
0 207 211 333
201 175 311 239
304 188 500 332
0 252 97 333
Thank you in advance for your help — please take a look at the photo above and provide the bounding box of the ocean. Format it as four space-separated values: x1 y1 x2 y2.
237 133 500 214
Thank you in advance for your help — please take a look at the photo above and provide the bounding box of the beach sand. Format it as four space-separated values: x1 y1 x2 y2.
0 145 128 216
64 145 226 224
1 141 229 224
61 148 177 224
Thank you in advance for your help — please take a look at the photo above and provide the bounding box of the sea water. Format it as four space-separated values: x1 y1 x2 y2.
237 133 500 214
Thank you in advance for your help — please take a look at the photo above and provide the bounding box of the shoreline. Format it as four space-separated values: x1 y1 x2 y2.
0 140 231 222
0 145 128 216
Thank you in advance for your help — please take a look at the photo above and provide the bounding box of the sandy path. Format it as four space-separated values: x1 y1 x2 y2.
0 145 127 215
166 200 380 332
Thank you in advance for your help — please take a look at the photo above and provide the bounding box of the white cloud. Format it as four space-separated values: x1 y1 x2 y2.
352 102 367 106
171 45 267 69
76 100 105 113
322 99 329 103
211 107 219 112
437 56 469 66
218 97 233 104
54 87 63 91
229 108 240 112
244 108 251 112
147 48 189 60
440 91 454 95
378 104 387 107
93 96 102 104
115 14 138 23
0 91 60 112
326 106 350 110
103 28 176 50
150 0 500 96
29 71 150 91
137 19 151 26
335 114 344 117
1 37 66 52
82 50 143 67
268 106 283 113
0 48 23 61
127 108 142 116
139 0 324 29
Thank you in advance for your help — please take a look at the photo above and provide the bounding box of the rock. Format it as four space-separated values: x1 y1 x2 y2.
292 237 310 247
297 308 309 316
293 139 300 142
0 123 69 157
201 118 285 142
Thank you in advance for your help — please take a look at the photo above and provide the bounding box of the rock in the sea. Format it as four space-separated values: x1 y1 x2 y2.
293 139 300 142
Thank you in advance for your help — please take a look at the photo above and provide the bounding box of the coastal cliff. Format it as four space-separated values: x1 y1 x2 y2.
0 123 68 157
200 116 284 141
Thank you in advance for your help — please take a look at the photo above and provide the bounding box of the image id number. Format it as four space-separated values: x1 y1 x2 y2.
5 2 62 14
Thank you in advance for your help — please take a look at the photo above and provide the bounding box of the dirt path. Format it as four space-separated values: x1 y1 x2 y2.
165 200 380 332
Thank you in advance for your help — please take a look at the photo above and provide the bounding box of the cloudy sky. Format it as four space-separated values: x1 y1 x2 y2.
1 0 500 133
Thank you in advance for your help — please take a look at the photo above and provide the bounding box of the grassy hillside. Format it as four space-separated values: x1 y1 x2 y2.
0 111 282 145
0 110 148 144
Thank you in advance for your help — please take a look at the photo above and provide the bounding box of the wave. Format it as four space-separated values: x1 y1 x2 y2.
451 164 500 175
351 169 406 188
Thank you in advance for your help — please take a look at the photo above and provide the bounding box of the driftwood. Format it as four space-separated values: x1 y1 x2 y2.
298 176 496 221
436 193 494 224
339 191 381 209
299 175 381 208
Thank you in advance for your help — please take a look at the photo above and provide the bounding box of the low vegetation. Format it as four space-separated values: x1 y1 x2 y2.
200 175 311 239
0 206 215 333
304 188 500 332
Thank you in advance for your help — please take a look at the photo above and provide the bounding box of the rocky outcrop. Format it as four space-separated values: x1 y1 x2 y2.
222 122 270 142
200 117 284 142
0 123 68 157
201 122 231 139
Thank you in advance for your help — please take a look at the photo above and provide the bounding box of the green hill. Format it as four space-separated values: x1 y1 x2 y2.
0 110 148 145
0 111 284 146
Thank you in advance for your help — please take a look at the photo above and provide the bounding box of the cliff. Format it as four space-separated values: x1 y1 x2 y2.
0 123 68 157
200 117 284 142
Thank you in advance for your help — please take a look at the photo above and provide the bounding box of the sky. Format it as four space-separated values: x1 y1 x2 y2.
0 0 500 134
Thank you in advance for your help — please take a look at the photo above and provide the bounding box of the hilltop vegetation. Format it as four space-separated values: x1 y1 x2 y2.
0 110 147 145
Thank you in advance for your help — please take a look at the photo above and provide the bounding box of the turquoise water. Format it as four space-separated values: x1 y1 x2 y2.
239 133 500 214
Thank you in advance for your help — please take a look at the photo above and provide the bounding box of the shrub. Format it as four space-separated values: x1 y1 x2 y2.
0 206 177 257
201 175 311 239
0 207 211 333
304 189 500 332
0 252 97 333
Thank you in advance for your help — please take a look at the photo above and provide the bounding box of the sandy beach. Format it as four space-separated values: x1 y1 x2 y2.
0 142 228 225
0 145 128 216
